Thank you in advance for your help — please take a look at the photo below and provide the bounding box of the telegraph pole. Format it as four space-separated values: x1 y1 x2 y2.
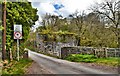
2 0 6 61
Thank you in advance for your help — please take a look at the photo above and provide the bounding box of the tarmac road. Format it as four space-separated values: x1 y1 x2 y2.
28 50 118 76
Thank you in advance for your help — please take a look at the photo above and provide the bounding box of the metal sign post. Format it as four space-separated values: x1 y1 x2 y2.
14 25 22 61
17 39 19 61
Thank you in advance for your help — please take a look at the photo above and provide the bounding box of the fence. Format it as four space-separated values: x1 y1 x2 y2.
93 48 120 58
106 48 120 57
60 46 120 58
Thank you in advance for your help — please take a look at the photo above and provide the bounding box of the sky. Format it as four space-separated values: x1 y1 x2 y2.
28 0 102 31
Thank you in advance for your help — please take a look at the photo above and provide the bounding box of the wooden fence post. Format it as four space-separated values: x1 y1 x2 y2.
115 49 116 57
95 49 97 57
105 48 108 58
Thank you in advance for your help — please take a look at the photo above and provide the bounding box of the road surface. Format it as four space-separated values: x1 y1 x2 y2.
28 50 118 75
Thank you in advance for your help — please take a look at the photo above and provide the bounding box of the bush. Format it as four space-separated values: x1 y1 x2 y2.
24 40 36 51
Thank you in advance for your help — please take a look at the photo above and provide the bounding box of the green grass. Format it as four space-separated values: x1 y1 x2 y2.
2 58 33 76
96 57 120 66
65 54 97 63
64 54 120 66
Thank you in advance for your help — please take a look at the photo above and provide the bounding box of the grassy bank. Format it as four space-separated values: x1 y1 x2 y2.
2 58 33 76
64 54 120 67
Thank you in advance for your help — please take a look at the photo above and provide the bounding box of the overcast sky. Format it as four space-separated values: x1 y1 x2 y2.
28 0 102 30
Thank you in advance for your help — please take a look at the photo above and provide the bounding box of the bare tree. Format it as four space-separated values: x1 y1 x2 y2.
91 0 120 48
69 11 86 46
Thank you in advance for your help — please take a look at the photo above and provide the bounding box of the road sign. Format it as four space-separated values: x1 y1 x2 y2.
14 24 22 61
14 25 22 39
14 31 22 39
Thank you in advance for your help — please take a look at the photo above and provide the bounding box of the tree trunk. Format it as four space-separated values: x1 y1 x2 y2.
116 29 120 48
77 37 81 46
118 37 120 48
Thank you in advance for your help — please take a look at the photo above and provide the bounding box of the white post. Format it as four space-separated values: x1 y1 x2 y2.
60 46 61 58
17 39 19 61
105 48 108 58
115 49 116 57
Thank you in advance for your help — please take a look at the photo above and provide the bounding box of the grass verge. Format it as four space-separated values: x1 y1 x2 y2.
2 58 33 76
64 54 120 67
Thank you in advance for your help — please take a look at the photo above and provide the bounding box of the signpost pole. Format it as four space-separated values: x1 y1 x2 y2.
17 39 19 61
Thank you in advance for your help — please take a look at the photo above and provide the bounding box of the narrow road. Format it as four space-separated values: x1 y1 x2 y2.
28 50 118 75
